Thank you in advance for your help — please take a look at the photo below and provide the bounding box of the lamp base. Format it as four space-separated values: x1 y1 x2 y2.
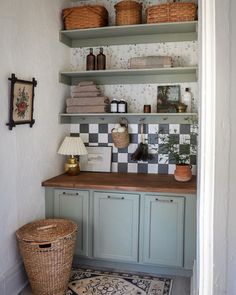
65 156 80 176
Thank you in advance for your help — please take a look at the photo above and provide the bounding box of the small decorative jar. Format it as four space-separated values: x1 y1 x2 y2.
143 104 151 113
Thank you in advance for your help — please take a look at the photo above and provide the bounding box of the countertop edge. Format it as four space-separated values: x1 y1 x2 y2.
42 173 197 195
42 183 196 194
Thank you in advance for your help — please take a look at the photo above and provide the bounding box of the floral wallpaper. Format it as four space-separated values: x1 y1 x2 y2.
68 0 199 174
70 41 198 112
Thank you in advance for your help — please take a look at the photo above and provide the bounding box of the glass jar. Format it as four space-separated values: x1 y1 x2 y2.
110 98 119 113
118 99 127 113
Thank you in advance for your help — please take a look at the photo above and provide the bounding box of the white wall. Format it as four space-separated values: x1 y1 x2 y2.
200 0 236 294
227 0 236 293
197 0 233 294
0 1 70 293
213 0 236 294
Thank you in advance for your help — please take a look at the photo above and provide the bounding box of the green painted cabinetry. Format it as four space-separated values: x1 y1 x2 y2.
93 191 139 262
54 189 89 256
140 195 184 267
44 187 196 275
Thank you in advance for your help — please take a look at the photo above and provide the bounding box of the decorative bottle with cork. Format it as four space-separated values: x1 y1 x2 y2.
97 48 106 70
86 48 95 71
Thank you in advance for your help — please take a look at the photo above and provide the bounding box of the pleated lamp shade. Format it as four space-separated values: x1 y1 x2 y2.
58 136 87 156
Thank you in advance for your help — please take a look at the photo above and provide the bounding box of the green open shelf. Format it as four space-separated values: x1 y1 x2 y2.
60 21 198 48
60 67 198 85
59 112 198 124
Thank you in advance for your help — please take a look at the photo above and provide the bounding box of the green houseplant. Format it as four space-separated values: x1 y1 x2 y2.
155 124 197 182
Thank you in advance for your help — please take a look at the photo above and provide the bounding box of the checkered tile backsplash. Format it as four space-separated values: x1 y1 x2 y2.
71 123 197 175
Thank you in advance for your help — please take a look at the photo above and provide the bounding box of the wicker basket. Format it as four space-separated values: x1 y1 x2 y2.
115 0 142 26
147 2 197 23
16 219 77 295
112 123 130 148
62 5 108 30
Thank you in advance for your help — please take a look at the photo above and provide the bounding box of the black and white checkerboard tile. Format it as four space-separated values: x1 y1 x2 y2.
71 123 197 175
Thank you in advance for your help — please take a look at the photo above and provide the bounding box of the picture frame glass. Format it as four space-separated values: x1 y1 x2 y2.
13 82 33 122
157 85 180 113
80 146 112 172
7 74 37 130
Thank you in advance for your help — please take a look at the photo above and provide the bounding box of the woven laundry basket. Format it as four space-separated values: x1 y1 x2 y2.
147 2 197 23
62 5 108 30
16 219 77 295
115 0 142 25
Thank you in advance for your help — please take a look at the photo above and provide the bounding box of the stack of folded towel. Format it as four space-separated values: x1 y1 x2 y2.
66 81 110 113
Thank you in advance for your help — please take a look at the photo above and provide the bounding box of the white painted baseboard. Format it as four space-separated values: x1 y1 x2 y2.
0 262 27 295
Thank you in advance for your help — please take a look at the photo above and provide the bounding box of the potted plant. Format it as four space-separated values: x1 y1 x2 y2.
155 124 197 182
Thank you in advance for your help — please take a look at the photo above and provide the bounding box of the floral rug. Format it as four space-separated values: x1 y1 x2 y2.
66 268 172 295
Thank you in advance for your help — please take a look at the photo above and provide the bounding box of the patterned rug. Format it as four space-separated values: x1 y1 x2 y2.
66 268 172 295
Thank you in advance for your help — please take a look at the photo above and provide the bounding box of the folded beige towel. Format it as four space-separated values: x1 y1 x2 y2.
66 97 109 106
66 105 110 113
78 81 95 86
71 85 99 93
71 91 101 98
129 56 172 69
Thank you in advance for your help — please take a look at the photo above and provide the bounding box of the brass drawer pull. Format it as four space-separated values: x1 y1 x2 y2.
155 198 173 203
107 196 125 200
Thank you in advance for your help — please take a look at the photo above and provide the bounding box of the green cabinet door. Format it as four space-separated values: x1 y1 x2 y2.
93 191 139 262
141 195 185 267
54 189 89 256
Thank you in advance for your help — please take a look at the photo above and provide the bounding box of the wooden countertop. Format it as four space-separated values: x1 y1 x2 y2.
42 172 197 195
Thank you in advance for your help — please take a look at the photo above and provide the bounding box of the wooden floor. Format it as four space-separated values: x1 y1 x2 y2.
19 276 190 295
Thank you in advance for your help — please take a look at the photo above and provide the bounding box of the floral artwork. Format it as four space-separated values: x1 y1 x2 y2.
7 74 37 130
14 84 32 120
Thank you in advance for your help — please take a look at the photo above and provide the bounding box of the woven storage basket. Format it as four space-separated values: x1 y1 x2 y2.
112 124 130 148
62 5 108 30
115 0 142 26
147 2 197 23
16 219 77 295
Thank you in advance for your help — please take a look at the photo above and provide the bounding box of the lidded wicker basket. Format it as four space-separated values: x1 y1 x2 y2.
16 219 77 295
115 0 142 26
147 2 197 23
112 120 130 148
62 5 108 30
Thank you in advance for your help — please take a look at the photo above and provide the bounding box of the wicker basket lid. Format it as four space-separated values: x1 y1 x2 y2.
16 219 77 243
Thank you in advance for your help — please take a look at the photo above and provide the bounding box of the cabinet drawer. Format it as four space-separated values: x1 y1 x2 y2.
141 195 185 267
54 189 89 256
93 192 139 262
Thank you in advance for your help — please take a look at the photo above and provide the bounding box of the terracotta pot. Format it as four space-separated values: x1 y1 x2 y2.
174 164 192 182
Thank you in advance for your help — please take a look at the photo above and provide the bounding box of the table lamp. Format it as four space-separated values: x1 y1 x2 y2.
58 136 87 176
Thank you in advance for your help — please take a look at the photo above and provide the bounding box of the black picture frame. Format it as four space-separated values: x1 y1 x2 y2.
157 85 181 113
7 73 37 130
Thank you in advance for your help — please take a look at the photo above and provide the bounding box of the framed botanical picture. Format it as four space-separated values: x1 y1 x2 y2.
157 85 180 113
7 74 37 130
80 146 112 172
